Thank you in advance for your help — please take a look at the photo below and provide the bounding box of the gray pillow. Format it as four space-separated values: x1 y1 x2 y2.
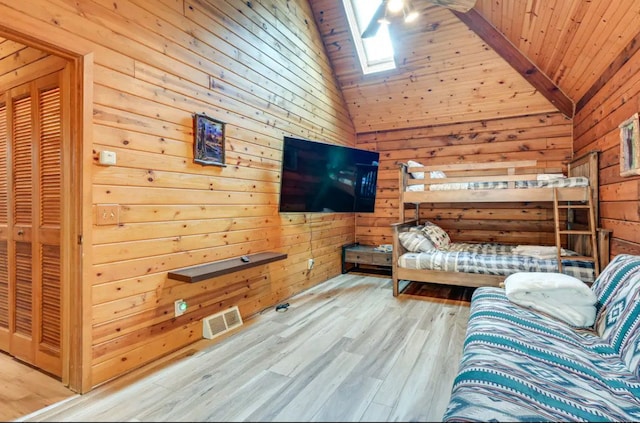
398 229 435 252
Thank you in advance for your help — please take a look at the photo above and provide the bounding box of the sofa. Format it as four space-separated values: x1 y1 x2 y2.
443 254 640 422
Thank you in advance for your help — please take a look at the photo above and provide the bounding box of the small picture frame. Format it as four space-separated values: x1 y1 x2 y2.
619 113 640 177
193 113 226 167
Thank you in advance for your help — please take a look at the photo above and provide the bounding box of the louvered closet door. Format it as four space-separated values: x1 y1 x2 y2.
0 71 62 377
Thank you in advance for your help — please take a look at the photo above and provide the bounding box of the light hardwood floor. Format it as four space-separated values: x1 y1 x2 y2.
14 273 474 422
0 353 76 421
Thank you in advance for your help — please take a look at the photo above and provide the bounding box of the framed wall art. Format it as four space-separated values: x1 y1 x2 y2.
193 113 226 167
619 112 640 177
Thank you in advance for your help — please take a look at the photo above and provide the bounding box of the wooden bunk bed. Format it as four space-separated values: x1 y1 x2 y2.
391 151 610 297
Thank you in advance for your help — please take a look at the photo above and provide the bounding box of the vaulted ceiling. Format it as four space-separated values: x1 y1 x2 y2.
308 0 640 133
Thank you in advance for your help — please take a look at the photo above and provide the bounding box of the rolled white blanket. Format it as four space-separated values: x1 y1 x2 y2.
513 245 557 253
504 272 597 327
512 245 570 259
537 173 566 181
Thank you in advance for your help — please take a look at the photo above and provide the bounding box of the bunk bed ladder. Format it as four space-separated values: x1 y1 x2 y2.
553 187 600 279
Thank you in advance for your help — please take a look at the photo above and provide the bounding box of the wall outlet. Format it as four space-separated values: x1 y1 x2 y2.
308 258 315 270
174 299 187 317
98 150 117 166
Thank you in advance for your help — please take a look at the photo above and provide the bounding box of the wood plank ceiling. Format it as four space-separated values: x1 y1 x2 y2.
308 0 640 133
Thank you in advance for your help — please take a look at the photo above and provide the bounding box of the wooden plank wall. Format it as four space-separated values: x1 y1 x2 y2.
0 39 50 77
574 47 640 263
475 0 640 106
311 2 559 133
0 0 356 389
357 111 574 247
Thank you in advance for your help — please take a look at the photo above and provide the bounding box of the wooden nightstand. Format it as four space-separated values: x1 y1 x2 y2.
341 243 392 275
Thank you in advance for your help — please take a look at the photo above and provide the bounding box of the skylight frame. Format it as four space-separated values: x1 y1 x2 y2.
342 0 397 75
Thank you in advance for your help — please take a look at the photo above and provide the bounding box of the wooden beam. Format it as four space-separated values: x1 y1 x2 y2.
430 0 477 13
576 33 640 113
452 9 574 119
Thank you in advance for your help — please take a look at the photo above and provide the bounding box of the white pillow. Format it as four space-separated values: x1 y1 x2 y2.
406 161 446 191
407 160 425 179
406 160 447 180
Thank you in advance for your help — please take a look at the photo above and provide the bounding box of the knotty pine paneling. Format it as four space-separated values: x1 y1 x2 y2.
475 0 640 104
356 111 573 247
308 1 558 133
0 43 48 76
0 0 356 390
573 45 640 262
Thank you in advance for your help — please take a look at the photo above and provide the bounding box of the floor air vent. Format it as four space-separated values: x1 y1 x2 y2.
202 305 243 339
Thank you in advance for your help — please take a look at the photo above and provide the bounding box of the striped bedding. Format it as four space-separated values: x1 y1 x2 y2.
428 175 589 191
398 242 596 283
443 254 640 422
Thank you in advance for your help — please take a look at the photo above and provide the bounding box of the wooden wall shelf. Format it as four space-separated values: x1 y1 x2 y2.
168 251 287 283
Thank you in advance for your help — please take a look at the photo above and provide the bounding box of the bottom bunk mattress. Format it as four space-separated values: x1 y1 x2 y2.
398 242 595 283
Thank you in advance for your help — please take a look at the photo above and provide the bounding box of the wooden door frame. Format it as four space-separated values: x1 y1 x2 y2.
0 24 93 393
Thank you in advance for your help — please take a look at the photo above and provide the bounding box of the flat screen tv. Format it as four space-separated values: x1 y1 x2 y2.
278 136 380 213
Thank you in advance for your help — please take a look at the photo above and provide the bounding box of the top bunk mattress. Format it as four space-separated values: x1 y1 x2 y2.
411 176 589 192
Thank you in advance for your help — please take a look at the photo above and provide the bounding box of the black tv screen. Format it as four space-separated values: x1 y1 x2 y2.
278 136 380 213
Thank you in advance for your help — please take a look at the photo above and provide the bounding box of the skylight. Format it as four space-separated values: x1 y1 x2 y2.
342 0 396 75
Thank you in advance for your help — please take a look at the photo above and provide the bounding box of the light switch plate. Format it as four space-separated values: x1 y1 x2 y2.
96 204 119 226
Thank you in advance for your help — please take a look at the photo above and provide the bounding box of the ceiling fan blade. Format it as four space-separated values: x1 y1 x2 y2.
360 0 476 39
428 0 477 13
361 0 387 39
